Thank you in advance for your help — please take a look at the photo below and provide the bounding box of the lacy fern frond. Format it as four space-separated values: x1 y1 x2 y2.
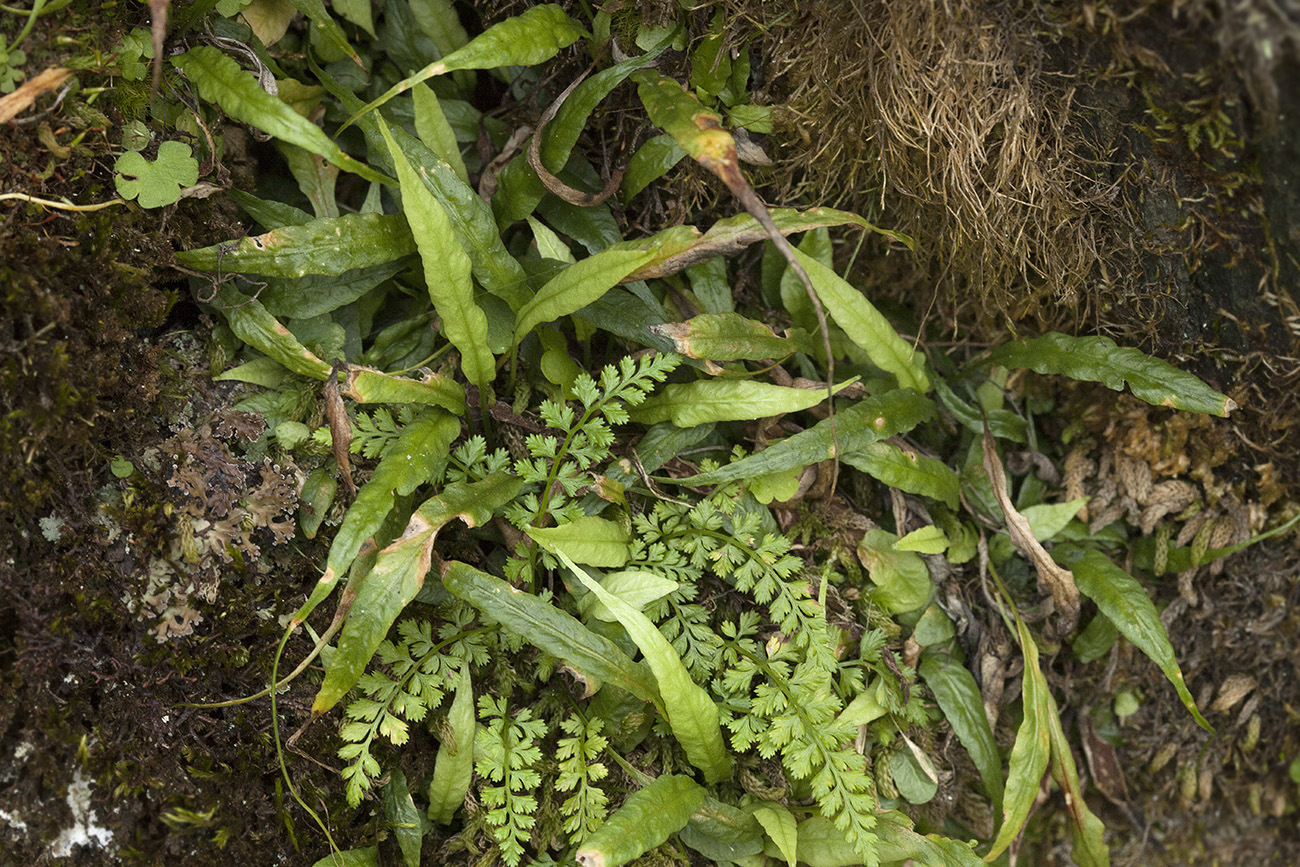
337 615 486 806
554 714 610 840
719 618 880 867
475 696 547 867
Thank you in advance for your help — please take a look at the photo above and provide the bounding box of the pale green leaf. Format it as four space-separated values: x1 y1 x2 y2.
209 285 332 380
650 313 793 362
442 561 659 703
857 529 932 614
1021 497 1088 542
514 250 655 344
791 248 928 391
413 82 469 184
577 570 678 623
309 846 378 867
173 47 386 184
894 525 948 554
528 515 630 568
113 141 199 208
527 216 576 263
575 775 708 867
312 473 521 713
680 798 764 862
987 618 1052 860
751 803 798 867
986 333 1235 416
621 133 687 200
889 742 938 804
346 5 585 129
671 389 935 487
557 550 732 784
428 666 475 824
341 366 466 416
633 379 854 427
841 440 960 510
1045 690 1111 867
176 212 415 278
379 116 494 385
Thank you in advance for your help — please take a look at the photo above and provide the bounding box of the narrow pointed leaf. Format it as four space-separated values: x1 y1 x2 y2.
173 47 387 185
1055 545 1212 731
621 133 687 200
620 208 906 283
792 248 928 391
633 379 855 427
428 665 475 824
209 285 332 380
288 0 359 64
650 313 793 361
986 618 1052 861
176 212 415 278
413 83 469 183
342 366 466 415
293 411 459 626
379 116 494 385
986 333 1235 416
575 775 708 867
313 473 520 713
556 550 732 784
346 5 584 128
919 652 1004 815
441 561 659 703
514 250 654 343
256 260 407 319
380 768 423 867
577 571 677 623
1045 690 1111 867
842 441 959 509
751 802 799 867
671 389 934 486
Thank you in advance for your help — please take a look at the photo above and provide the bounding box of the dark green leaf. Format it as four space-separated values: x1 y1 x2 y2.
986 333 1236 416
919 651 1003 815
842 441 959 510
177 213 416 278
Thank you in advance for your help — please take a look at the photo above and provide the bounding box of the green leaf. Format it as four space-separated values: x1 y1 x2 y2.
514 250 655 345
841 441 960 510
113 141 199 208
985 333 1236 416
873 810 984 866
208 285 332 380
750 802 798 867
408 0 469 58
791 248 928 391
620 208 904 283
381 768 423 867
428 665 475 824
288 0 359 62
309 846 378 867
527 217 576 264
557 550 733 784
293 412 460 627
341 366 466 416
857 529 932 614
528 515 630 568
894 525 948 554
788 816 859 867
256 260 406 319
413 83 469 184
1055 545 1212 731
633 379 854 427
313 473 521 714
441 561 660 704
346 5 585 129
650 313 793 362
577 570 678 623
986 617 1052 861
378 116 494 385
919 652 1004 815
671 389 935 487
177 212 415 278
621 133 687 200
575 775 708 867
889 741 938 804
1020 497 1088 542
299 467 337 539
747 465 803 505
680 798 765 861
173 46 387 185
1072 613 1118 664
1045 690 1111 867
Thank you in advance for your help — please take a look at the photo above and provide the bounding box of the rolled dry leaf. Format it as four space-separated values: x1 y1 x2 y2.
0 67 72 124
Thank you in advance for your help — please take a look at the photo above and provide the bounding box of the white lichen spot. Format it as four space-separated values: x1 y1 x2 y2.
49 769 114 857
40 515 65 542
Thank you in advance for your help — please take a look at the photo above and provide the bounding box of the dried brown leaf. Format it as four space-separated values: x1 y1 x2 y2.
982 426 1080 631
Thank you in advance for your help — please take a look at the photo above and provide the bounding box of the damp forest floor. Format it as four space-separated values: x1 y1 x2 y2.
2 2 1300 866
